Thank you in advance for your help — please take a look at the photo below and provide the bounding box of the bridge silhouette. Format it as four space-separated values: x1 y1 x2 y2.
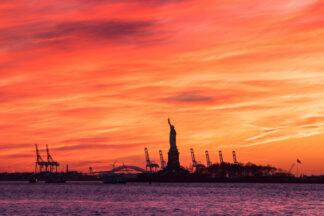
95 164 145 175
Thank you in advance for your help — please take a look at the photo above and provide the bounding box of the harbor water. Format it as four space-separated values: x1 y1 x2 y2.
0 182 323 215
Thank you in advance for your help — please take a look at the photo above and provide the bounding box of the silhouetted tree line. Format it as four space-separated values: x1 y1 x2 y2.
199 162 293 178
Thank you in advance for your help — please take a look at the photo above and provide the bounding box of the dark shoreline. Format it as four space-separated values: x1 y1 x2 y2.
0 180 323 184
1 171 323 184
1 178 323 184
131 177 324 184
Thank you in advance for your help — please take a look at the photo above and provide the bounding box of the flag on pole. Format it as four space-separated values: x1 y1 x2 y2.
297 159 301 164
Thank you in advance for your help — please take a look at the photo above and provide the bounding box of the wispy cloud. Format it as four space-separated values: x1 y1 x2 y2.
0 19 158 50
162 92 213 103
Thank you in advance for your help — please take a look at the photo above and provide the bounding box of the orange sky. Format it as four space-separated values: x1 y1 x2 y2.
0 0 323 175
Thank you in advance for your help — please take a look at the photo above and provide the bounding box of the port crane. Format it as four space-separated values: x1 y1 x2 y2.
190 148 197 169
219 150 224 164
232 151 238 164
46 144 59 173
144 148 159 172
159 150 166 169
35 144 47 173
34 144 59 173
190 148 205 172
205 150 212 167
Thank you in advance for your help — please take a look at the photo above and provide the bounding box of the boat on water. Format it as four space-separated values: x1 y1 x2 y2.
29 176 39 183
103 173 127 184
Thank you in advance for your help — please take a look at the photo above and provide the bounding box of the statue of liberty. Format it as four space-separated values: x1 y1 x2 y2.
168 118 177 149
166 118 180 169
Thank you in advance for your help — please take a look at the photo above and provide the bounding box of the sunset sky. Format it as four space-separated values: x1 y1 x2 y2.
0 0 323 175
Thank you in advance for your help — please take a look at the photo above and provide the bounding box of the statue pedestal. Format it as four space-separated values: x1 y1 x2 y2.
167 147 180 170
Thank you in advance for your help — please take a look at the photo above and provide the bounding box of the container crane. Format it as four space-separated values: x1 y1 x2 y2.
190 148 205 172
219 150 224 164
144 148 159 172
159 150 166 169
232 150 238 164
35 144 47 173
205 150 212 167
46 144 59 173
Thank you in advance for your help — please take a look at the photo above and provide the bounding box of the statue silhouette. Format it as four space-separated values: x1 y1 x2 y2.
168 118 176 149
166 118 180 169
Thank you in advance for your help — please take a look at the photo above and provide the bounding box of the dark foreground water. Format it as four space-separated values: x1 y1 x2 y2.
0 182 323 215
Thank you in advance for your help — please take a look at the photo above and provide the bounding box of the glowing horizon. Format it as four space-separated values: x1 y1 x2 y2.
0 0 323 175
